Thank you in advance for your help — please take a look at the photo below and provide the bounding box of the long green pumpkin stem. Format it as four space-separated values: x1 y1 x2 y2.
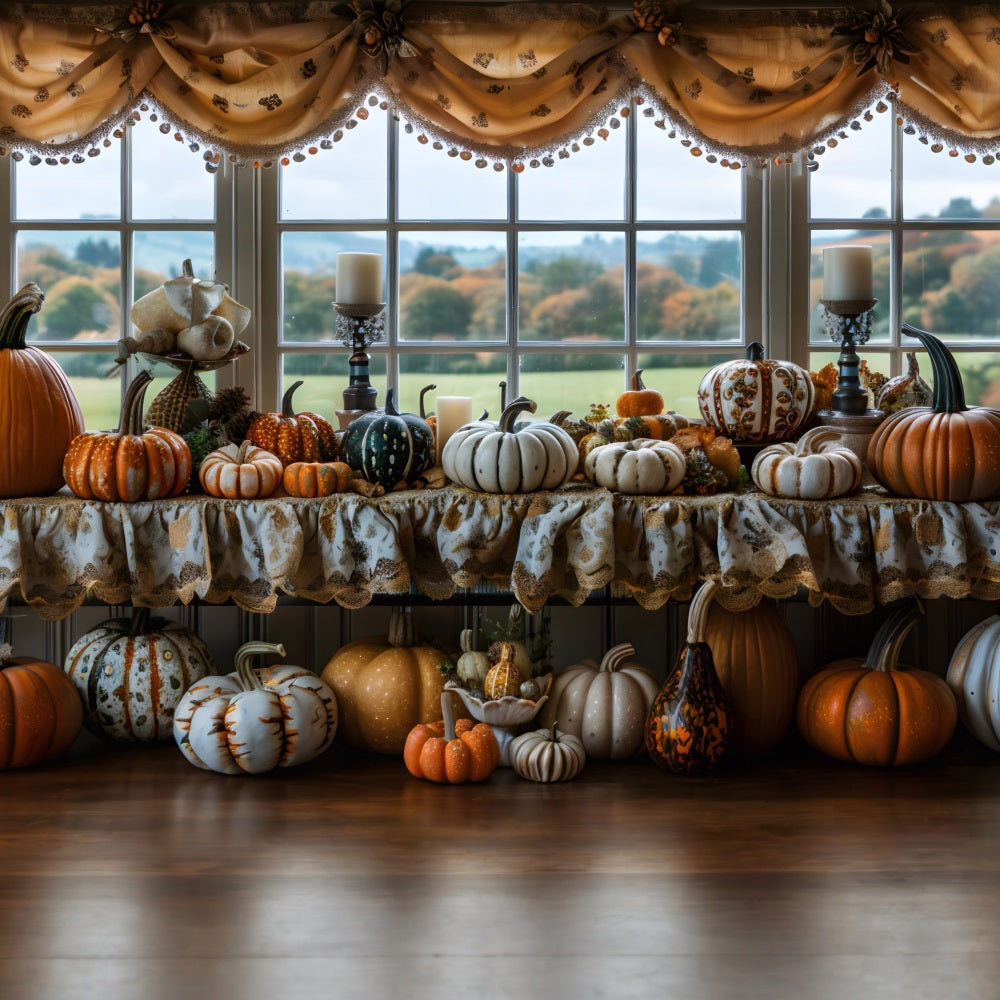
0 283 45 351
902 323 966 413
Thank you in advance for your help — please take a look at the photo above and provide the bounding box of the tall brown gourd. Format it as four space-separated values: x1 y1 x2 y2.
0 283 84 498
645 580 731 773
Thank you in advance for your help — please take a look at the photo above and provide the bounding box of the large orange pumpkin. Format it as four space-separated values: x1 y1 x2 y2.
867 324 1000 501
704 599 799 755
796 602 957 767
0 283 84 498
320 606 453 753
246 380 338 466
63 371 191 501
0 646 83 769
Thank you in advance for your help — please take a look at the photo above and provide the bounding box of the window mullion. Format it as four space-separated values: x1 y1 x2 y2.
508 152 519 400
387 108 400 399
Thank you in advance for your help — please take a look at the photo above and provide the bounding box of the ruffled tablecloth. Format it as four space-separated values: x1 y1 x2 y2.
2 487 999 620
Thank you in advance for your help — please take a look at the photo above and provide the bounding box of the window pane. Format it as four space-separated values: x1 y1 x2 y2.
636 113 742 221
282 351 387 424
17 231 121 343
809 230 891 344
398 133 506 220
638 350 739 416
637 232 741 342
398 352 505 423
15 147 121 221
281 118 389 220
809 109 891 220
901 230 1000 341
903 132 1000 221
956 353 1000 407
518 127 626 221
519 353 624 417
519 231 624 343
131 119 215 220
282 232 387 342
399 232 506 342
133 232 215 302
54 351 120 430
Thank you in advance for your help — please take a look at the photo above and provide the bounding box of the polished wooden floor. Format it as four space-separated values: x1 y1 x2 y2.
2 732 999 1000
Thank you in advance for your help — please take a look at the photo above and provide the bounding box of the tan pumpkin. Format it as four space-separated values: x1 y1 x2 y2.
63 371 191 502
584 438 686 494
538 642 659 760
751 426 862 499
0 283 84 499
320 606 454 754
441 397 577 493
509 722 586 782
199 440 282 499
703 599 799 755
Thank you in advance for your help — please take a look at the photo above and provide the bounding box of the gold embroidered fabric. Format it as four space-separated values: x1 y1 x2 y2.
2 3 1000 166
2 488 999 620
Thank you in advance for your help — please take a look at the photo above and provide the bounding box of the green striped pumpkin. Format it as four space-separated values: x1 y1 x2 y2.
341 389 436 489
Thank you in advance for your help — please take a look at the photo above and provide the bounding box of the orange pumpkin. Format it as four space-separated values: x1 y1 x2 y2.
616 369 664 418
0 283 84 498
868 324 1000 501
246 380 338 466
796 602 957 767
704 599 799 755
320 606 454 753
63 371 191 501
0 648 83 769
199 441 282 499
404 712 499 784
282 460 355 498
646 580 731 773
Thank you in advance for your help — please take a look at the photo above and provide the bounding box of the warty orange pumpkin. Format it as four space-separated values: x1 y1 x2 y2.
616 369 664 418
246 379 339 466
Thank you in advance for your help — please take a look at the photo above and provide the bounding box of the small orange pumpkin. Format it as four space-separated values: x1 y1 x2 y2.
63 371 191 501
282 460 355 498
796 602 957 767
199 441 282 499
246 380 338 466
616 369 664 418
403 696 499 784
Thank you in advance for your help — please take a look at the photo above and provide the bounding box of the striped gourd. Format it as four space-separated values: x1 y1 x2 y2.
64 609 214 742
751 427 862 499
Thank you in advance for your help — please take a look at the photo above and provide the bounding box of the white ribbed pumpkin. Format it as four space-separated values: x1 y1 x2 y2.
698 342 814 442
946 616 1000 752
509 723 586 782
174 641 338 774
64 610 214 742
199 441 283 499
442 396 577 493
538 642 659 759
751 426 862 499
584 438 686 495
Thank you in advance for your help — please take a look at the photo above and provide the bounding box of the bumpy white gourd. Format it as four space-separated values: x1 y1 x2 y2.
584 438 686 495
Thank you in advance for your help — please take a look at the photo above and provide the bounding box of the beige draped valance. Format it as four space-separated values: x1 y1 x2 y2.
2 2 1000 168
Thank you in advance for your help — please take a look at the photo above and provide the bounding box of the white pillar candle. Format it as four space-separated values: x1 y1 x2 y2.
336 252 383 305
823 245 873 301
435 395 473 455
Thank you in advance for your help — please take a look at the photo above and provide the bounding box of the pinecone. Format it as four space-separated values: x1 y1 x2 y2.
208 386 256 443
681 447 727 496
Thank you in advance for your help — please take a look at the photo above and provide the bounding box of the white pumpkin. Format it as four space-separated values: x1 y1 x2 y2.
751 426 863 499
173 641 338 774
584 438 686 495
698 342 814 442
946 616 1000 752
510 723 586 782
442 396 577 493
455 628 490 687
199 441 283 499
538 642 659 759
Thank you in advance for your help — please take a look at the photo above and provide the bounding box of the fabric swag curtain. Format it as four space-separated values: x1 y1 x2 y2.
2 1 1000 169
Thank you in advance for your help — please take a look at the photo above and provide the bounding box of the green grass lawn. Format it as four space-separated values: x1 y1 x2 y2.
72 366 710 431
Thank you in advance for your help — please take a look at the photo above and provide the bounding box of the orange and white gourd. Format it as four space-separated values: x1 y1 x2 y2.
174 641 337 774
538 643 660 759
199 441 282 499
751 427 862 499
584 438 686 494
698 342 814 443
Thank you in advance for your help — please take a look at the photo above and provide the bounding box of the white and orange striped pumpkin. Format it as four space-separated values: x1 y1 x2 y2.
199 440 282 499
751 427 863 499
173 641 337 775
64 610 214 742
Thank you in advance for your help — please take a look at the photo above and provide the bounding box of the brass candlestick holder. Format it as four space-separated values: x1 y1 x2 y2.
333 301 385 425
